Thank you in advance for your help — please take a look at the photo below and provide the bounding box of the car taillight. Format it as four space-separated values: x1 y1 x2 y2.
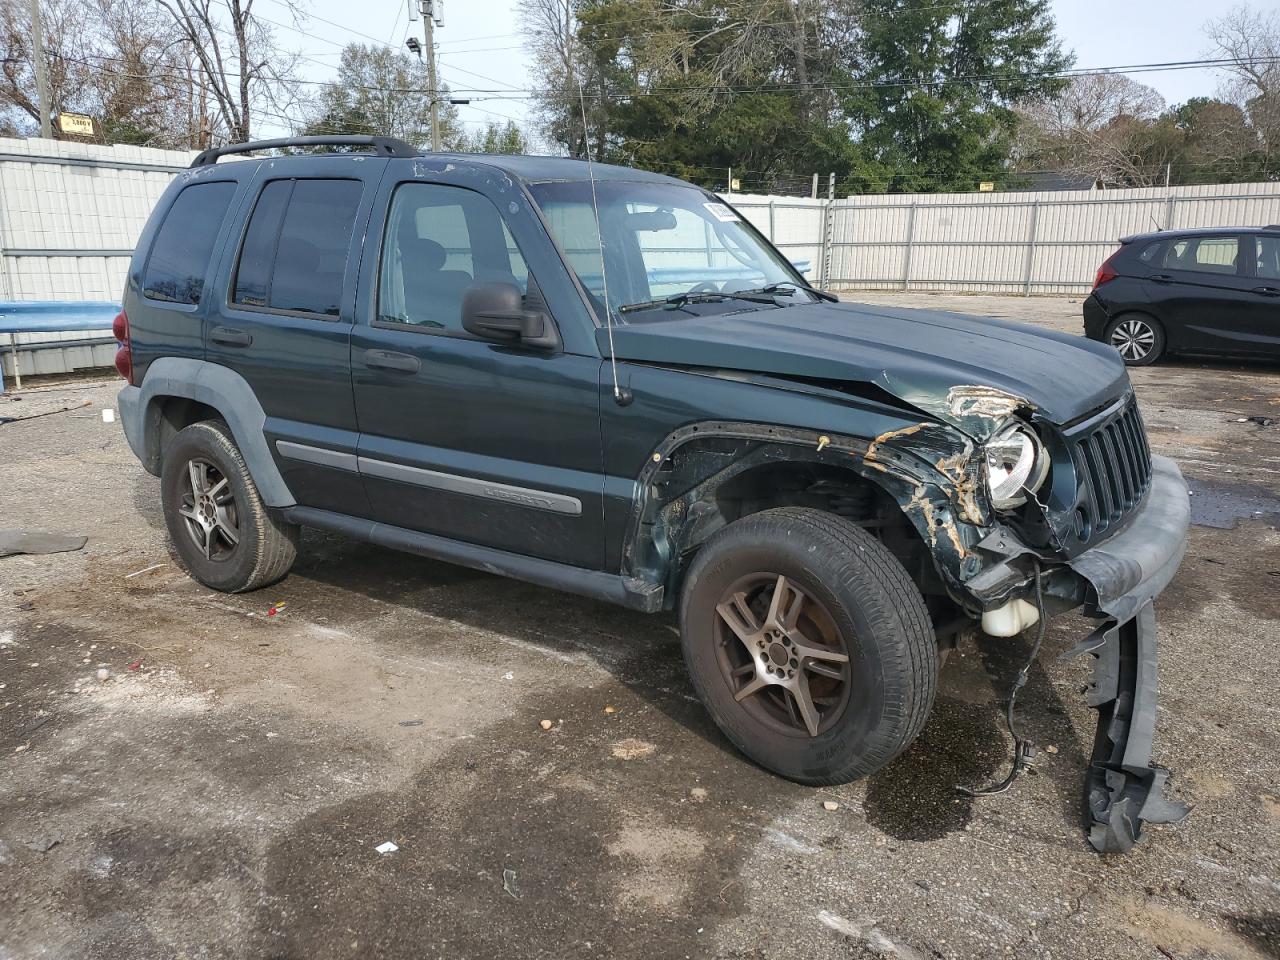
112 309 133 384
1093 251 1120 289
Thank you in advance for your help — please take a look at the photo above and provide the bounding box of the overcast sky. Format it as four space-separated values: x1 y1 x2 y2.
274 0 1276 144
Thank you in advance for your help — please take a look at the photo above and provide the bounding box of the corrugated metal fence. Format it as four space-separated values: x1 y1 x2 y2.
730 182 1280 295
3 133 1280 380
0 137 189 380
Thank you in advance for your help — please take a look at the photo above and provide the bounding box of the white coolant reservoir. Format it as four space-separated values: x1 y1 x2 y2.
981 599 1041 638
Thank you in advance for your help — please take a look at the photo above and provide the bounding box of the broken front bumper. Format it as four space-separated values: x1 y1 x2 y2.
972 455 1192 853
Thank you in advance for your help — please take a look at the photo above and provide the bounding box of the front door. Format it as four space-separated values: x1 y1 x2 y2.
350 176 606 569
205 156 386 516
1144 234 1257 355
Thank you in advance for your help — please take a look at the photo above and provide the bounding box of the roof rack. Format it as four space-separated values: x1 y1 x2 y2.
190 135 418 167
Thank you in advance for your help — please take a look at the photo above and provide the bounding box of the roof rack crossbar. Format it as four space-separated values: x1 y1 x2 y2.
190 135 417 167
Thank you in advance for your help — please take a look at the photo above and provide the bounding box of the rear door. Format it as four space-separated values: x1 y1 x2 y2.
349 167 606 569
206 156 386 515
1144 234 1255 354
1243 234 1280 358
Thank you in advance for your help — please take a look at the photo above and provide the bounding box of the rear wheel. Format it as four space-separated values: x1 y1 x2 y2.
1106 313 1165 365
161 420 299 592
679 507 938 785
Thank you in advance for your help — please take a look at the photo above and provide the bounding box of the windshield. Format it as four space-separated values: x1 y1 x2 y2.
527 180 816 322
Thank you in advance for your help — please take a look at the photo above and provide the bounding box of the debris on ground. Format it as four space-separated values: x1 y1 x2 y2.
604 705 617 714
502 868 520 899
690 787 708 803
501 671 514 680
611 739 657 760
124 563 165 579
24 835 62 854
822 800 840 812
374 841 398 855
0 398 91 426
539 719 553 731
398 719 424 727
267 602 286 617
0 529 87 558
95 668 110 682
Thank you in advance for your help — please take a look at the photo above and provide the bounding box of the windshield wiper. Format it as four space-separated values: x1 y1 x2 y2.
618 289 782 314
732 281 840 303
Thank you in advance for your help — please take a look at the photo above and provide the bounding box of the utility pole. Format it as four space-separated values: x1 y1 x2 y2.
29 0 52 139
422 0 441 151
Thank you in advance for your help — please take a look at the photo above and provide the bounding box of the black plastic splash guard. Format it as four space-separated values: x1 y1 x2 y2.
1065 601 1190 854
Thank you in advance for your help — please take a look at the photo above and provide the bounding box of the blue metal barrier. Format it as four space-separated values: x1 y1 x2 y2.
0 301 120 392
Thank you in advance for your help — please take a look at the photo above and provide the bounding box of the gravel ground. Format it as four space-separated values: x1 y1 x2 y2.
1 294 1278 959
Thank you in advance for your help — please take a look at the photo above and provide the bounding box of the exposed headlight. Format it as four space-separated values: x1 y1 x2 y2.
984 423 1049 510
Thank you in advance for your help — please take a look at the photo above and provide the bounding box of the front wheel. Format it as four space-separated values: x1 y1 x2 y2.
1106 313 1165 365
678 507 938 785
160 420 299 593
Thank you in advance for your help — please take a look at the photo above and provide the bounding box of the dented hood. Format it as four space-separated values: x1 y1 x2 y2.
604 300 1129 437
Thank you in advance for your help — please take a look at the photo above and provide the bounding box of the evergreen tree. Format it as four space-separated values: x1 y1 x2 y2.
841 0 1071 192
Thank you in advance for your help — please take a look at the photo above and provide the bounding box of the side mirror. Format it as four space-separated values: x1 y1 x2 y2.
461 282 559 350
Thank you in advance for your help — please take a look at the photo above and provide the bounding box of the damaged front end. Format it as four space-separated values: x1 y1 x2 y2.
953 396 1193 855
834 378 1191 854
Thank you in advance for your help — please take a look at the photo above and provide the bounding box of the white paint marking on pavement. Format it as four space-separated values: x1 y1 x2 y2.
764 827 819 855
817 910 926 960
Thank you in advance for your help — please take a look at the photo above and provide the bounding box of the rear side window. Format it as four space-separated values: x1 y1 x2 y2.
1162 236 1240 275
142 181 237 304
232 178 363 317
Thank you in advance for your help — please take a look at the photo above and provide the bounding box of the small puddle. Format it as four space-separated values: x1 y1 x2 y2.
1187 478 1280 529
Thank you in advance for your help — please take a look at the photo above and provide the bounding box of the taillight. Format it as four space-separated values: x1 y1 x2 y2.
1093 251 1120 289
112 309 133 384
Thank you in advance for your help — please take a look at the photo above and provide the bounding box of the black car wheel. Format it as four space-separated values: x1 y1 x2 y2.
1106 313 1165 366
161 420 299 593
678 507 938 786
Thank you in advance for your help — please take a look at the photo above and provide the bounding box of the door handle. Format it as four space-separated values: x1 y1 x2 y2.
1252 286 1280 297
210 325 252 347
365 349 420 373
1149 274 1174 284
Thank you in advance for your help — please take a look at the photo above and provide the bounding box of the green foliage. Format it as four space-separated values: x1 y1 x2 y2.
301 43 460 150
841 0 1071 192
455 120 529 154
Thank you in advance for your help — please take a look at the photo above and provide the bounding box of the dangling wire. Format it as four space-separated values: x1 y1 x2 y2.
572 65 621 402
957 563 1047 798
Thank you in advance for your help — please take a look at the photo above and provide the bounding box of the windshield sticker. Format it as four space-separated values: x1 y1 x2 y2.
703 202 741 223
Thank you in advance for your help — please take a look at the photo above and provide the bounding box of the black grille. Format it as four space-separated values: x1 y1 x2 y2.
1076 396 1152 536
1075 396 1157 537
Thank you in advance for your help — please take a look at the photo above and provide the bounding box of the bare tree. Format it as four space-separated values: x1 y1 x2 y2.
1016 74 1175 186
152 0 299 143
1205 4 1280 161
519 0 604 157
0 0 208 147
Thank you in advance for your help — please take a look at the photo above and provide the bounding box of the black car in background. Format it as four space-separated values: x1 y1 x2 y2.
1083 226 1280 365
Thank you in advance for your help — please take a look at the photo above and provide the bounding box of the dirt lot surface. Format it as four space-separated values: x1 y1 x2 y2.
2 294 1278 959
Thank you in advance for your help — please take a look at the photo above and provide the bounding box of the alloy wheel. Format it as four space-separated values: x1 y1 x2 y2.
178 458 240 561
714 573 852 737
1110 318 1156 361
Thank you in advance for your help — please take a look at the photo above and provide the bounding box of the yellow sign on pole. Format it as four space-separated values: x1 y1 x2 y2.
730 178 741 191
57 113 94 137
978 181 995 192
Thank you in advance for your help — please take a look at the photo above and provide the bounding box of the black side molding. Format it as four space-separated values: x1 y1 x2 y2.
191 135 417 167
281 505 664 613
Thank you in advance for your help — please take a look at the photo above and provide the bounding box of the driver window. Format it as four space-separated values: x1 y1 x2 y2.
377 183 529 332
